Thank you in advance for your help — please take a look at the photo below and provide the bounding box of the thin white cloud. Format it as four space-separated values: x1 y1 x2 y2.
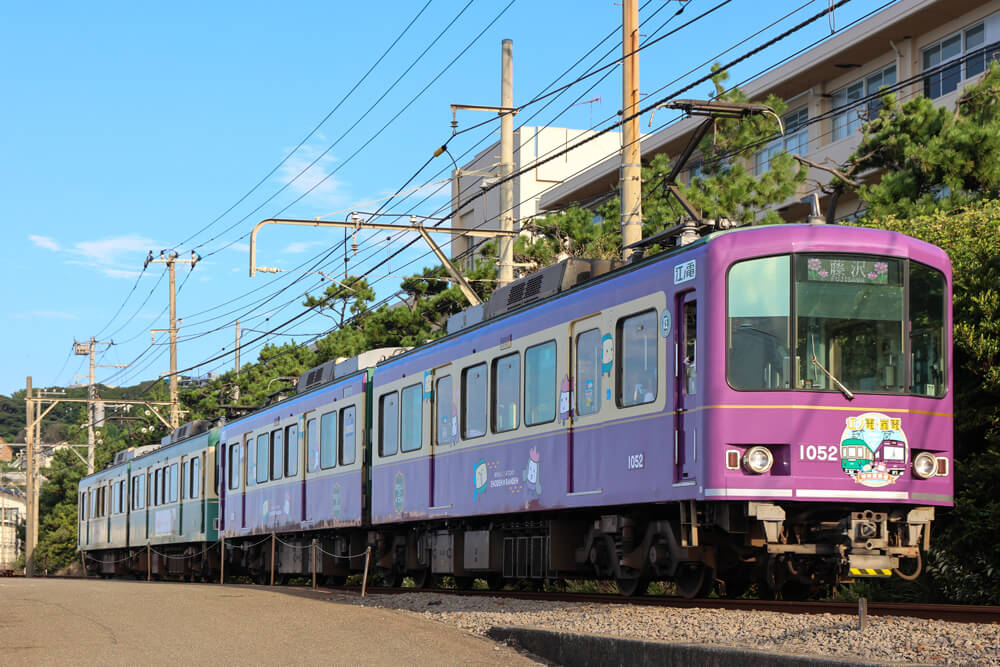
282 240 325 254
276 142 348 206
228 242 250 253
29 235 61 251
13 310 78 320
73 235 156 265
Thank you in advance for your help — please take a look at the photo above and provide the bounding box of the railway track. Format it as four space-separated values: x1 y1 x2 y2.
346 586 1000 625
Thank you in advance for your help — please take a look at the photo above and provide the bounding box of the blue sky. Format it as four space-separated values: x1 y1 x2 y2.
0 0 882 396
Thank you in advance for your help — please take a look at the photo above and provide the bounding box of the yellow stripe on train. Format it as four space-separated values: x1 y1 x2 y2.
850 568 892 576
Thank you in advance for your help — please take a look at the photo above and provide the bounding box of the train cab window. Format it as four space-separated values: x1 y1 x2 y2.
228 443 241 490
492 352 521 433
306 418 320 472
618 310 658 407
169 464 178 503
285 424 298 476
576 329 602 416
435 376 454 445
525 341 556 425
380 392 399 457
400 384 423 452
271 430 284 481
683 301 697 396
462 363 487 439
320 411 337 469
727 256 791 390
190 457 201 499
340 406 356 465
909 262 947 397
256 434 269 484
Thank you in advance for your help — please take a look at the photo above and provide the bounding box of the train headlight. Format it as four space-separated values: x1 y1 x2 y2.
912 452 937 479
742 446 774 474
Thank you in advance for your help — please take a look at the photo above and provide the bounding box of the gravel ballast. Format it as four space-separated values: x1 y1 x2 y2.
341 592 1000 665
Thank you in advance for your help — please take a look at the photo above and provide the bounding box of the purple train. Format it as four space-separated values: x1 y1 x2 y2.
79 222 954 596
213 222 952 597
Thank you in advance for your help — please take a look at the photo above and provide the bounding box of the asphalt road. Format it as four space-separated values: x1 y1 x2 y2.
0 578 538 665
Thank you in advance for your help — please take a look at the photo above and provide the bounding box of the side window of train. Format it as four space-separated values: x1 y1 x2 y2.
182 460 189 500
493 352 521 433
320 411 337 468
256 433 269 484
307 418 320 472
684 301 697 396
152 469 160 506
525 341 557 425
380 392 399 457
190 457 200 499
618 310 658 407
462 363 488 439
285 424 298 476
270 429 284 481
435 375 454 445
169 463 178 503
246 436 257 487
340 405 356 465
576 329 602 416
228 443 241 490
400 383 423 452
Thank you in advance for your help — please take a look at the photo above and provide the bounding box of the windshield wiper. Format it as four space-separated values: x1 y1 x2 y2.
810 334 854 400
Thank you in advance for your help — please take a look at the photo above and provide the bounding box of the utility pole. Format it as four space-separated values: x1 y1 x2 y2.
73 338 122 474
498 38 515 288
24 377 35 577
147 251 199 429
449 39 519 288
621 0 643 260
233 320 241 403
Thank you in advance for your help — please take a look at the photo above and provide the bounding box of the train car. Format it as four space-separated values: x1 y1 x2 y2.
78 421 220 579
840 437 873 474
217 349 399 584
363 223 952 596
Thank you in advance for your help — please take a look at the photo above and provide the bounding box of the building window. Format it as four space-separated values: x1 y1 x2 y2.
755 107 808 174
400 384 423 452
492 352 520 433
831 65 896 141
923 23 998 98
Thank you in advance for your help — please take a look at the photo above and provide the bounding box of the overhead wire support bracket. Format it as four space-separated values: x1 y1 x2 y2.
250 217 516 307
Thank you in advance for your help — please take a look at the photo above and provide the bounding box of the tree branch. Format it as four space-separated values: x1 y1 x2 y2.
792 155 861 187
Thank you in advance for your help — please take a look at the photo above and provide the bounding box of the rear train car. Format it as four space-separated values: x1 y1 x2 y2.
78 421 220 579
364 223 952 596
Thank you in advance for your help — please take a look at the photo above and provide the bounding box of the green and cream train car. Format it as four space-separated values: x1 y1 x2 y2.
78 421 221 580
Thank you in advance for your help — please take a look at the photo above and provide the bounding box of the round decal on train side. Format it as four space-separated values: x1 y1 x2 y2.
839 412 908 487
660 309 671 338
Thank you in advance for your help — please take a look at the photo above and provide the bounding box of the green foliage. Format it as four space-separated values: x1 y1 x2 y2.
841 63 1000 219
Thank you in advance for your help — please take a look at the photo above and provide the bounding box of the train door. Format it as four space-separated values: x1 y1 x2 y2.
298 412 311 522
241 433 251 530
675 293 699 485
569 313 604 495
429 364 454 510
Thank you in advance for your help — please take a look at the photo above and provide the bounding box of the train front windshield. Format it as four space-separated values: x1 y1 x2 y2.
727 254 946 397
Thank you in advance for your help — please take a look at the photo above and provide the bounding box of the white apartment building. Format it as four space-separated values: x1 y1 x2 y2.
450 125 622 263
0 489 25 571
538 0 1000 223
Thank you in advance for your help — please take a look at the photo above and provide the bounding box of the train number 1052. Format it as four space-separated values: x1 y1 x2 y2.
799 444 839 461
627 453 645 470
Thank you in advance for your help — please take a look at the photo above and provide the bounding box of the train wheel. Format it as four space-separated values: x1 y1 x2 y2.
616 576 650 597
377 569 402 588
674 563 713 599
454 576 476 590
324 575 348 587
485 572 505 591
